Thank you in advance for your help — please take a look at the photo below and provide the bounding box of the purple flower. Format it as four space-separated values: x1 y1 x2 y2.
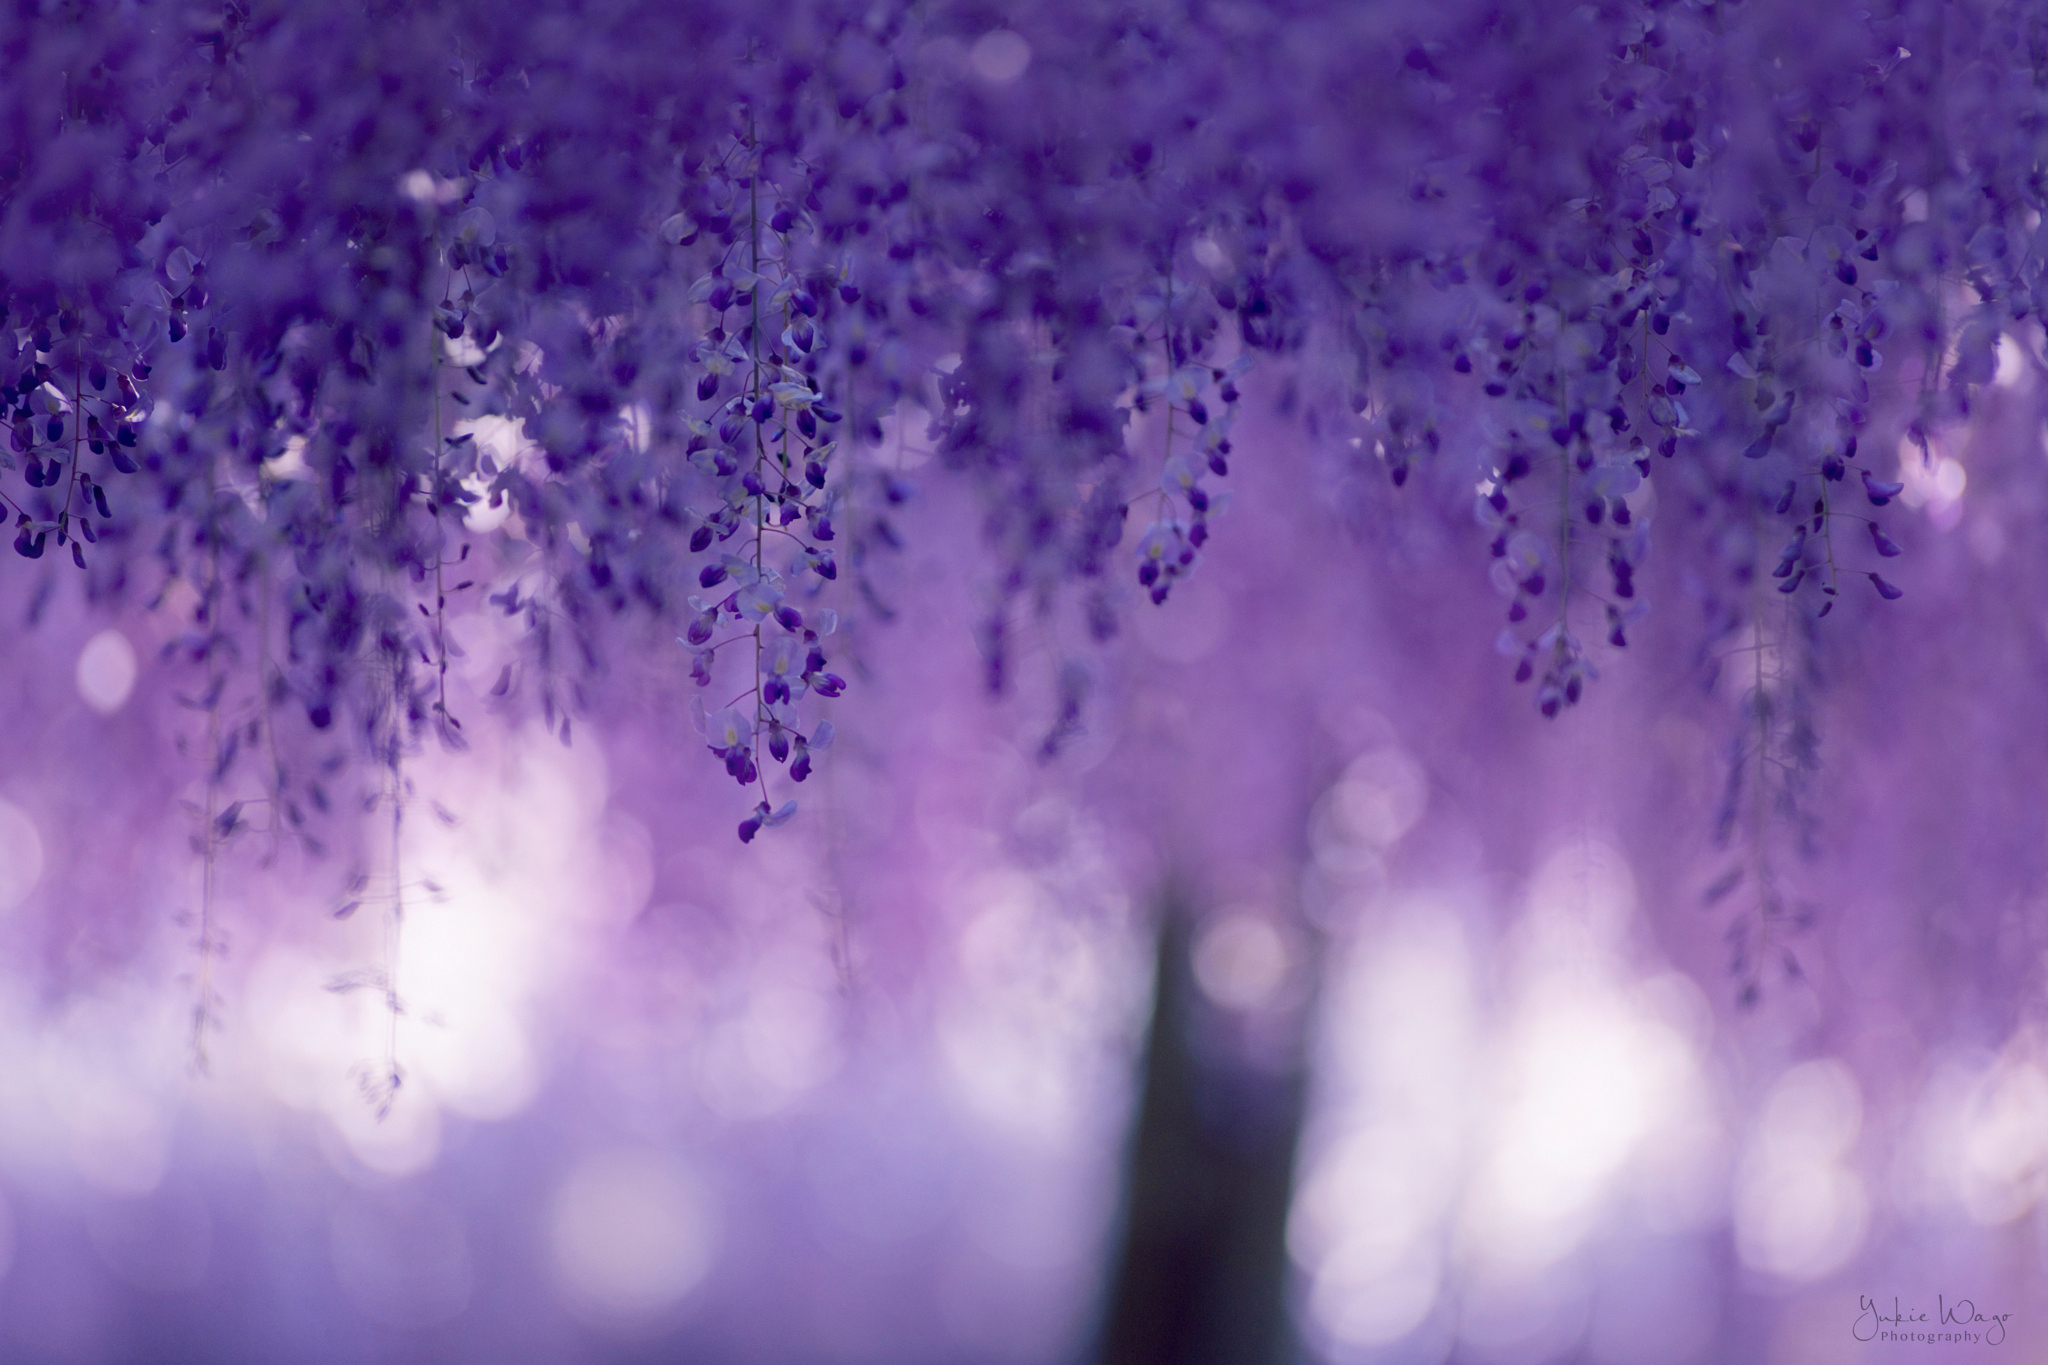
704 706 752 755
736 577 784 623
762 634 806 700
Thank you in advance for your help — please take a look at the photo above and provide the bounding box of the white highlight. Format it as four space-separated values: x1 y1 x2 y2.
454 414 532 533
1461 844 1696 1270
75 630 138 715
969 31 1032 85
1994 334 2027 388
398 169 466 205
1295 858 1723 1356
549 1148 717 1324
1192 237 1231 273
1311 1239 1442 1347
1897 436 1967 526
1294 903 1473 1349
1735 1059 1868 1280
1958 1060 2048 1224
1193 913 1290 1011
1909 1041 2048 1227
1312 749 1428 872
938 861 1144 1143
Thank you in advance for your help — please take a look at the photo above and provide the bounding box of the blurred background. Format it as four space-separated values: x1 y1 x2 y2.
0 381 2041 1365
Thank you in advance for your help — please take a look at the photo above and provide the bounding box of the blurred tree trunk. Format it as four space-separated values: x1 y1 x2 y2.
1091 902 1310 1365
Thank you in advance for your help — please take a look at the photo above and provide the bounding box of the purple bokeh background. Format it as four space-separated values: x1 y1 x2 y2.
2 0 2047 1359
0 358 2042 1362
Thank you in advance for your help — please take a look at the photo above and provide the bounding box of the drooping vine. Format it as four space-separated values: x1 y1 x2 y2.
1 0 2044 1025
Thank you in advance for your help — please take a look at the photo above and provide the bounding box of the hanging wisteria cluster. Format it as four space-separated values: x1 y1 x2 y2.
2 0 2041 878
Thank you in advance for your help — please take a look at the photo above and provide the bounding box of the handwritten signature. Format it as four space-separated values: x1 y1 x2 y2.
1854 1295 2011 1345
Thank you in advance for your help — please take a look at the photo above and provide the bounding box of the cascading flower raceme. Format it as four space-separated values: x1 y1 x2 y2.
0 0 2039 976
